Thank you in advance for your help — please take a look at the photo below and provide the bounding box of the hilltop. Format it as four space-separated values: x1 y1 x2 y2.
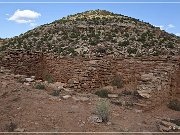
1 9 180 57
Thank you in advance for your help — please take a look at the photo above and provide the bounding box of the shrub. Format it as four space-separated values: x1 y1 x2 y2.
112 75 123 88
95 89 110 98
166 42 175 49
17 77 25 83
96 47 106 54
6 122 17 132
0 45 7 52
50 90 60 96
167 99 180 111
118 40 129 47
127 47 137 54
89 38 98 46
35 83 45 90
45 74 54 83
170 119 180 126
96 99 110 122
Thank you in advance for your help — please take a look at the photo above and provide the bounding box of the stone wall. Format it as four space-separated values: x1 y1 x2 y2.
0 50 43 78
42 56 115 91
43 56 179 102
0 51 179 105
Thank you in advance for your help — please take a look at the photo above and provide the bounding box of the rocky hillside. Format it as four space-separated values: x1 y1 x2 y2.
1 10 180 57
0 39 4 46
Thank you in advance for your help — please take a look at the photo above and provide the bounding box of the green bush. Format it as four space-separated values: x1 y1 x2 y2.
127 47 137 54
5 122 17 132
95 89 110 98
35 83 45 90
166 42 175 49
96 99 110 122
96 47 107 54
167 99 180 111
45 74 54 83
112 75 123 88
50 90 60 96
170 119 180 126
118 40 129 47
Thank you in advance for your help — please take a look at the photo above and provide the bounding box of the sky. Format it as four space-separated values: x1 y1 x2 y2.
0 0 180 38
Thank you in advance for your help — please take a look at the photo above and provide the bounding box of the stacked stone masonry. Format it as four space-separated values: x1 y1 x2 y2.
0 50 179 105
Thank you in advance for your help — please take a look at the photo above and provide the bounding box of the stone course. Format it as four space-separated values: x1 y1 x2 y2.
0 50 179 106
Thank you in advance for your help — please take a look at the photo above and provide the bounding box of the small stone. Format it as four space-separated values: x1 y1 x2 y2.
0 69 4 73
2 82 8 88
158 124 171 132
25 78 34 82
24 82 30 86
108 94 119 98
160 120 179 129
63 88 74 92
89 115 103 123
54 82 65 89
134 109 143 113
79 123 85 127
17 107 21 110
14 74 25 79
137 88 151 99
102 86 114 92
14 128 25 132
31 76 35 79
67 79 79 84
122 128 129 132
62 95 71 99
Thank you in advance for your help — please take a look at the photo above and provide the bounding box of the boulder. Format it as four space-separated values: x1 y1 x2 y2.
62 95 71 99
14 128 25 132
102 86 114 92
88 115 103 123
48 82 65 90
67 78 79 84
137 85 152 98
108 94 119 98
25 78 34 82
158 119 180 132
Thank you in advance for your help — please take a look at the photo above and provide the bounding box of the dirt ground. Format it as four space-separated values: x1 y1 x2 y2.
0 70 179 134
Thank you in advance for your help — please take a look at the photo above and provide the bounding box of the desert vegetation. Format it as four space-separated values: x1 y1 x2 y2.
1 10 179 58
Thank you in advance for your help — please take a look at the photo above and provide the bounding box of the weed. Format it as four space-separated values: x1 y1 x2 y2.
167 99 180 111
95 89 110 98
34 83 45 90
45 74 54 83
170 119 180 126
6 122 17 132
96 99 110 122
50 90 60 96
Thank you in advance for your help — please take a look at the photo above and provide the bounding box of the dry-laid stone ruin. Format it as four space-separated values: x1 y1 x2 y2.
0 50 179 108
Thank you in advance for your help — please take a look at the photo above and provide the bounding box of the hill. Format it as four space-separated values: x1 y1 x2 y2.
0 39 5 48
1 9 180 57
